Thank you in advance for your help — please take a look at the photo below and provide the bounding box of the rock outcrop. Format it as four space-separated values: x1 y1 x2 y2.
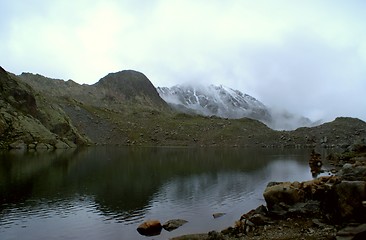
96 70 168 108
0 66 89 149
217 146 366 239
172 146 366 240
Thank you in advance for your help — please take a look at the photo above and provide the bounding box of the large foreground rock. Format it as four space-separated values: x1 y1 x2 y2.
263 176 340 211
263 176 366 223
333 181 366 222
263 181 305 210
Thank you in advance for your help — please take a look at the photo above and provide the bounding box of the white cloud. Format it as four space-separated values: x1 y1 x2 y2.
1 0 365 121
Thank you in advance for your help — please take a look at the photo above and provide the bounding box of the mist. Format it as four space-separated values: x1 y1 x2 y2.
1 0 366 123
158 82 321 130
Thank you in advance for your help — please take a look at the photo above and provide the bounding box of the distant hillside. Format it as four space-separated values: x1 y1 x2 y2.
1 66 365 149
15 69 172 145
292 117 366 148
19 70 169 111
157 84 317 130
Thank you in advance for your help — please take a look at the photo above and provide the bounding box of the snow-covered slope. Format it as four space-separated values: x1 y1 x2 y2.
157 84 272 123
157 84 320 130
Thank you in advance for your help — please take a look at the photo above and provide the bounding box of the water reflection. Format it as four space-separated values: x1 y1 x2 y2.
0 147 313 239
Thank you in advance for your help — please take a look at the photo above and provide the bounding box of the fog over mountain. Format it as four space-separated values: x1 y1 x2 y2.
157 84 320 130
1 1 366 123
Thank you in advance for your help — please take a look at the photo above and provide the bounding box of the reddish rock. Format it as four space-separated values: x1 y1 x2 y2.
137 220 162 236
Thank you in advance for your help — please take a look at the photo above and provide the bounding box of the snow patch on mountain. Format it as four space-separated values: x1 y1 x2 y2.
157 84 272 123
157 84 321 130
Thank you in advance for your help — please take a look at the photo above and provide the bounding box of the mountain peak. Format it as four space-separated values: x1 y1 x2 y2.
97 70 151 89
157 84 272 123
157 84 320 130
99 70 146 82
95 70 167 107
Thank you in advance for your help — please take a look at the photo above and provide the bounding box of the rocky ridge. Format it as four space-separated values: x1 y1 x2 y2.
1 66 365 150
19 70 168 111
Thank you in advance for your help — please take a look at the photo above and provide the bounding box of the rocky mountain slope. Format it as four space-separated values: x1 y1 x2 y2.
157 84 316 130
0 66 89 149
15 70 172 146
1 66 365 149
19 70 168 111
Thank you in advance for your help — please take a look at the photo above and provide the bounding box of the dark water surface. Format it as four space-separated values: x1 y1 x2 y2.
0 147 317 240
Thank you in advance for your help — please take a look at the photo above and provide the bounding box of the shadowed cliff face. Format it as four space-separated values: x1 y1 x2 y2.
0 66 38 117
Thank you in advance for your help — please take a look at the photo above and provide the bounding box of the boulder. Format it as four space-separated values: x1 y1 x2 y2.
9 140 27 149
287 201 321 216
46 144 54 150
28 143 36 149
341 164 366 181
248 213 268 226
163 219 188 231
301 176 340 200
55 140 69 149
333 181 366 222
263 177 343 219
36 143 48 150
263 181 305 210
64 140 77 148
240 205 268 224
137 220 162 236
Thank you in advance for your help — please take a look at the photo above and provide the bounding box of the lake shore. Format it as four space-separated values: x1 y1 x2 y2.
171 143 366 240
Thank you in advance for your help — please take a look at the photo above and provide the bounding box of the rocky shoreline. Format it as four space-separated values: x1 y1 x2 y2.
162 143 366 240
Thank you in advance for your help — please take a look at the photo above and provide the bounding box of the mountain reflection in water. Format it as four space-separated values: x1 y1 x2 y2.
0 147 315 240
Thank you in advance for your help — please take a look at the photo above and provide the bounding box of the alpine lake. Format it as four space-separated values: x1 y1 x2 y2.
0 146 330 240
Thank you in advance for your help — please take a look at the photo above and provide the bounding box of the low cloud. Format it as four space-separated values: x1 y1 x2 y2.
1 0 365 122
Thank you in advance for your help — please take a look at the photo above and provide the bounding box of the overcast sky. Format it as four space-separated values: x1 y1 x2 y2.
1 0 365 122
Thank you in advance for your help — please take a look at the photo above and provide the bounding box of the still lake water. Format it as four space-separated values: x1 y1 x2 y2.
0 147 318 240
